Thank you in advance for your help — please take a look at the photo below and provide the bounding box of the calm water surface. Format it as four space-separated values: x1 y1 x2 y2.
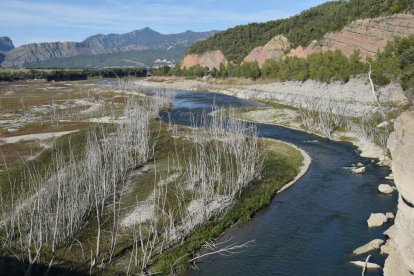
159 89 397 276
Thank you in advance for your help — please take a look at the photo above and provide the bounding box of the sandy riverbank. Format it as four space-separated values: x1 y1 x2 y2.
274 140 312 194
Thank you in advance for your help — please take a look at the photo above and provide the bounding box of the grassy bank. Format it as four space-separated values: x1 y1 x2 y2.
0 78 304 275
0 118 304 275
150 139 303 274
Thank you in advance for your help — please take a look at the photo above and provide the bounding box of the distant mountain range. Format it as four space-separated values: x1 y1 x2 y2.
0 28 218 68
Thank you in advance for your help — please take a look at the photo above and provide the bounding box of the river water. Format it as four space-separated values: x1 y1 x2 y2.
159 89 397 276
0 86 396 275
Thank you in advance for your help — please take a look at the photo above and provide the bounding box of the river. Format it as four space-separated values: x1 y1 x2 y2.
158 89 397 276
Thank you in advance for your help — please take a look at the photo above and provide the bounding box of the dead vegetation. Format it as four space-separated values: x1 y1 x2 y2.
0 80 270 275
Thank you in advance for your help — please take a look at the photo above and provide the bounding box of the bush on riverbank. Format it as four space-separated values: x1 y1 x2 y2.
0 67 147 82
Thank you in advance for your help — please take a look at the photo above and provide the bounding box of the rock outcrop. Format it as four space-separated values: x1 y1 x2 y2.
353 239 384 255
0 37 14 52
243 35 290 67
350 261 381 269
290 14 414 59
182 14 414 69
367 213 388 227
1 41 107 68
378 184 394 194
352 166 366 174
181 50 227 70
384 110 414 276
84 28 216 50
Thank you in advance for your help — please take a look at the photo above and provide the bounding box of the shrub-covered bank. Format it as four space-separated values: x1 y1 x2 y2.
0 67 147 82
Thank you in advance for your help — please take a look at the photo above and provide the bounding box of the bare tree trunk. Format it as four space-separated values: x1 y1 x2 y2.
362 254 371 276
368 62 385 118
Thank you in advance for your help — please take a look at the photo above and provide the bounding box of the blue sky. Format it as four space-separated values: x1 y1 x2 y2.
1 0 328 47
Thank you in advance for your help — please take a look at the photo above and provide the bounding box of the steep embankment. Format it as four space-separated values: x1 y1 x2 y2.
139 75 410 160
385 110 414 275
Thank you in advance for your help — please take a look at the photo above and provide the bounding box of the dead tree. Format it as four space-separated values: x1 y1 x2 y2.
367 62 385 119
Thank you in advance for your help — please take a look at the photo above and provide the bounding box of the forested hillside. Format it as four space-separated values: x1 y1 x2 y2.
187 0 414 63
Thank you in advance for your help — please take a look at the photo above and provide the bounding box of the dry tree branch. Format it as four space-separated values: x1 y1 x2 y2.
367 62 385 119
188 239 255 264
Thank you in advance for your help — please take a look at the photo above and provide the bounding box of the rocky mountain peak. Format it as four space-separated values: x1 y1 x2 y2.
0 29 217 68
0 37 15 52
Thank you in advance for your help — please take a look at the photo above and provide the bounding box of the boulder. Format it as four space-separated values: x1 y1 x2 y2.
350 261 381 269
367 213 387 227
385 173 394 180
353 239 384 255
378 184 394 194
386 212 395 220
356 162 364 167
352 166 366 174
377 121 390 128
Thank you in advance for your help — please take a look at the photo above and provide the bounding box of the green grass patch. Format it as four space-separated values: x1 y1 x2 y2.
0 115 304 276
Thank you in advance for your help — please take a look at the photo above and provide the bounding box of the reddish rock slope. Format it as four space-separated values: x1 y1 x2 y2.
181 14 414 68
181 50 226 70
243 35 290 67
291 14 414 59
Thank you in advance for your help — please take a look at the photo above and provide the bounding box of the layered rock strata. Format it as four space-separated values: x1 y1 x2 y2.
291 14 414 59
182 14 414 69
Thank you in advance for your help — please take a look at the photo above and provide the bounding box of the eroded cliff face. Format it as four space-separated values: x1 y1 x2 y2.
1 41 107 68
180 50 226 70
291 14 414 59
182 13 414 68
243 35 290 67
385 110 414 275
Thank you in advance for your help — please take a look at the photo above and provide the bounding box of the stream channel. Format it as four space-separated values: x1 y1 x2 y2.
157 89 397 276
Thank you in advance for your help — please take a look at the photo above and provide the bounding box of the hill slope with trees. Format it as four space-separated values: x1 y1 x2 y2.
187 0 414 64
